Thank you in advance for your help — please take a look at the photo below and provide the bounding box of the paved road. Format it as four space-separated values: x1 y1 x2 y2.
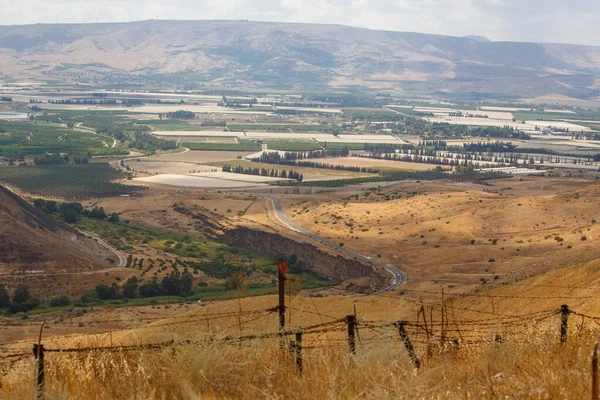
260 195 406 294
0 230 127 277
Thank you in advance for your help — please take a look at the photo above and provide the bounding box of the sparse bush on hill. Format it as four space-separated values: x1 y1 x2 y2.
49 296 71 307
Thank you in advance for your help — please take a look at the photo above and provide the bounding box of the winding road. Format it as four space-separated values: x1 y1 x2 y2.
260 195 406 294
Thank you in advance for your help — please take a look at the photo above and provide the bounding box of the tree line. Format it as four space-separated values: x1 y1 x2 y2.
33 198 119 224
166 110 196 120
95 269 194 300
33 153 90 165
257 148 350 164
222 164 304 182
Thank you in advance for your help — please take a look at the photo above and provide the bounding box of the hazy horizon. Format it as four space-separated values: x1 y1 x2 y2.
0 0 598 47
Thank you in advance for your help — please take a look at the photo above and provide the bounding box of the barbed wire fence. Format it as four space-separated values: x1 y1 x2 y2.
3 302 600 398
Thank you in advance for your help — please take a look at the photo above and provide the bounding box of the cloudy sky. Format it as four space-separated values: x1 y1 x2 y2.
0 0 598 46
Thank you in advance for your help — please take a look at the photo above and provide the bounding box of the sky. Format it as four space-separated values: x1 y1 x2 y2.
0 0 598 46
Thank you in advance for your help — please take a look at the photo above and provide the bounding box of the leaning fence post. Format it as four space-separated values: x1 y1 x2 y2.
396 321 421 369
346 315 356 355
33 344 45 399
561 304 570 344
593 342 599 400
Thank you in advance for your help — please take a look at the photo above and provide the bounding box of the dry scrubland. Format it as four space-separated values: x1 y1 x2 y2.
288 178 599 296
3 179 600 398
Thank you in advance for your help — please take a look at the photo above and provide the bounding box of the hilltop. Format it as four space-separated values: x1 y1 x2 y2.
1 20 600 99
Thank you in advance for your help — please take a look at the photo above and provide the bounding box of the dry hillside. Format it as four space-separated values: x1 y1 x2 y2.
0 185 117 274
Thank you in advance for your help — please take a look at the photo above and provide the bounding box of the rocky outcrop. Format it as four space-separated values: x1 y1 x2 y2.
220 227 388 291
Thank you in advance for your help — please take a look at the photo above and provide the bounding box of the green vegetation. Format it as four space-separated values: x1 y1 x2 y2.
34 198 119 224
513 109 600 122
264 140 322 151
166 110 196 120
184 141 261 151
0 163 143 199
0 120 115 159
76 217 273 270
320 142 366 150
0 284 41 314
133 119 190 126
222 164 303 181
228 124 339 134
146 124 208 131
341 108 399 119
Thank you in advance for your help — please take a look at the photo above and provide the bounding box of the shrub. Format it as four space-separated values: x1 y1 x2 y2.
49 296 71 307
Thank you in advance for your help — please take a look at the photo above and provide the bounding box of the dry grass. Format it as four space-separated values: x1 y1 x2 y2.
2 323 598 399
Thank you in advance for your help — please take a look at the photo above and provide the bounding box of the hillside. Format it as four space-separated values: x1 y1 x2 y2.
0 185 117 273
1 20 600 99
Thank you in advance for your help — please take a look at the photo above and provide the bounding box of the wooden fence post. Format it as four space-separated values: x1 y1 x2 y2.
346 315 356 355
593 342 599 400
276 260 288 352
396 321 421 369
561 304 569 344
33 344 44 399
295 331 303 373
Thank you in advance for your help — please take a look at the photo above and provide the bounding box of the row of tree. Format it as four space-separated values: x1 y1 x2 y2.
222 165 304 182
257 148 350 164
33 153 90 165
95 270 194 299
48 99 118 105
166 110 195 120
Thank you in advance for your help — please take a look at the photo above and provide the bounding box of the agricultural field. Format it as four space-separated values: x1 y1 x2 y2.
161 136 236 144
124 160 218 175
208 159 373 182
0 120 119 159
183 141 261 151
319 142 367 150
147 150 255 163
228 123 336 134
135 174 272 188
263 140 322 151
0 163 143 199
314 156 438 171
341 108 400 119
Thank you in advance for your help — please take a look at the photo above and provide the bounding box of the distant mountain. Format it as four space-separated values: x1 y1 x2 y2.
0 20 599 99
464 35 491 43
0 185 116 273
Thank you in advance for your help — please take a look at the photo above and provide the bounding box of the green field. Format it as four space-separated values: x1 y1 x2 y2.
264 141 322 151
512 110 600 122
0 121 116 158
183 140 261 151
228 124 332 133
341 108 400 119
0 163 143 199
319 142 366 150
